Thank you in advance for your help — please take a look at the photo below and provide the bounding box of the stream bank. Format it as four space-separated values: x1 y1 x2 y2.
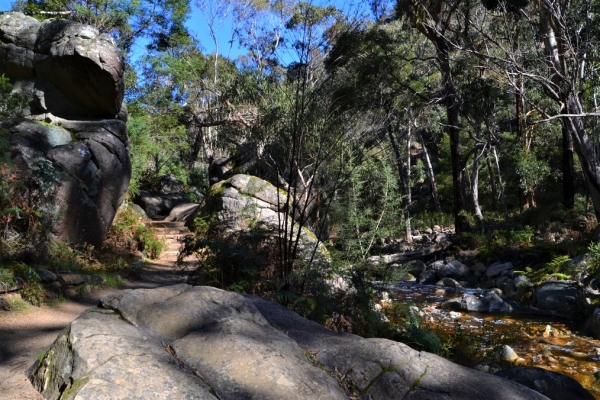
385 282 600 399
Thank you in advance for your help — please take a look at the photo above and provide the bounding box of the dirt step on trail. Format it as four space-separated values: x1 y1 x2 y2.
0 222 199 400
147 220 197 264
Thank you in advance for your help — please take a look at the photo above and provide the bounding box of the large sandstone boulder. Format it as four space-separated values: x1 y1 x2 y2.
533 281 586 317
28 285 550 400
0 13 129 247
202 174 328 262
4 118 130 247
136 190 191 219
0 12 124 119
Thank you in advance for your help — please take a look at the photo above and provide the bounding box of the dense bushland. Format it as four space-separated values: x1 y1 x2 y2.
7 0 600 357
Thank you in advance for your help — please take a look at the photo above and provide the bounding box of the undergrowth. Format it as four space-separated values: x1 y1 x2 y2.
0 201 164 307
103 200 166 260
180 216 447 353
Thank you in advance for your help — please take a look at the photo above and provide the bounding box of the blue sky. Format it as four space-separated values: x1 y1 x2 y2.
1 0 371 64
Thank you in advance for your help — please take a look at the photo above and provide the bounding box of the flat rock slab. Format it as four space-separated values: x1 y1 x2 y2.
28 285 551 400
29 285 345 400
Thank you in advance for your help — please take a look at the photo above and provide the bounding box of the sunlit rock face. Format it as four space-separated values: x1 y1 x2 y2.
0 12 130 247
28 285 551 400
202 174 330 262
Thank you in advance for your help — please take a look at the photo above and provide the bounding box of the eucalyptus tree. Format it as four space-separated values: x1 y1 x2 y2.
326 18 441 242
394 0 469 232
268 2 348 279
532 0 600 217
471 0 600 217
130 39 263 191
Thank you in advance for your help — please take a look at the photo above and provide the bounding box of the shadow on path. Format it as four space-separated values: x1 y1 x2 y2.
0 259 196 399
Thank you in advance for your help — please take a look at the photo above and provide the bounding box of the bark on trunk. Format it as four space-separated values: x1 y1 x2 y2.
564 94 600 219
493 147 509 221
438 38 466 232
472 147 484 221
421 133 442 212
388 125 412 243
485 149 498 212
536 0 600 218
405 125 412 242
562 120 575 210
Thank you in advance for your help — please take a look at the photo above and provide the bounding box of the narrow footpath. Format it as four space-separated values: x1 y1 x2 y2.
0 221 196 399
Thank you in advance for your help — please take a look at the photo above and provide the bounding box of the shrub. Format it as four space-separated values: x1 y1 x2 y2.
1 261 45 306
135 224 166 259
103 200 166 259
180 223 275 293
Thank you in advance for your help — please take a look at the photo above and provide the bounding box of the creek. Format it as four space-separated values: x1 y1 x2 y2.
386 282 600 399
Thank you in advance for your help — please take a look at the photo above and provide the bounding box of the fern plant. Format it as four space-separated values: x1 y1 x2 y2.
546 255 571 274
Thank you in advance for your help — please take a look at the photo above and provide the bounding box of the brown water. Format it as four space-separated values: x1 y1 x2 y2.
386 283 600 399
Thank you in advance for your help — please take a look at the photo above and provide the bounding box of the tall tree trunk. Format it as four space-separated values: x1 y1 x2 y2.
397 0 465 231
563 94 600 219
562 122 575 210
492 146 509 221
388 125 412 243
420 133 442 212
485 149 498 212
405 124 412 241
436 35 466 232
536 0 600 218
515 68 531 210
472 146 484 222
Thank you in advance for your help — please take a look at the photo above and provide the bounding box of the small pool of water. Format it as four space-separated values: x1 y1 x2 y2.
386 283 600 399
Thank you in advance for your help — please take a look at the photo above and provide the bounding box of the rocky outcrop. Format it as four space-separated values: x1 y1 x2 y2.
165 202 200 223
202 174 328 261
136 190 191 219
441 292 516 313
28 285 550 400
533 281 586 317
0 13 129 247
4 118 130 247
1 12 124 119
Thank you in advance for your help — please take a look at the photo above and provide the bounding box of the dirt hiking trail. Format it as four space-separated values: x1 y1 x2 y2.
0 257 195 400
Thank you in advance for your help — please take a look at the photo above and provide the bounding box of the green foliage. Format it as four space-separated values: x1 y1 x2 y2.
275 260 335 320
459 226 535 261
438 320 503 366
0 77 51 263
330 153 404 262
20 280 45 306
0 266 13 285
412 211 454 231
0 261 45 306
104 201 166 260
13 0 191 53
135 225 166 259
126 113 189 195
0 75 26 120
3 236 142 306
546 255 571 273
524 255 571 283
47 241 99 272
181 231 268 293
515 151 551 197
385 301 443 354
